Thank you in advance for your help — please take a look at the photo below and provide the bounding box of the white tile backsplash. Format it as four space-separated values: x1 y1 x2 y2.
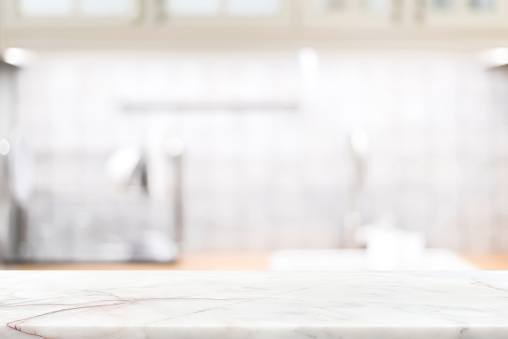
15 51 508 257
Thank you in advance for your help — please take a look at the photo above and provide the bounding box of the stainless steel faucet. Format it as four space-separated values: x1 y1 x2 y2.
166 138 184 255
341 130 369 248
105 136 185 262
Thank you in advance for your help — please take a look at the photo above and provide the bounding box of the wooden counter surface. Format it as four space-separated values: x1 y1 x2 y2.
8 252 508 270
460 253 508 270
10 252 271 271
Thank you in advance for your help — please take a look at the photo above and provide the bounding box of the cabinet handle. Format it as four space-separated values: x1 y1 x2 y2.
133 0 146 25
391 0 404 23
156 0 167 24
415 0 426 23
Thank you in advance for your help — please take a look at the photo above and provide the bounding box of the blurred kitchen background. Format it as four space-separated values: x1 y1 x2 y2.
1 0 508 270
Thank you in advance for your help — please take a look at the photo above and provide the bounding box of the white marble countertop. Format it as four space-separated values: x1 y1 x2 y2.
270 249 477 270
1 271 507 339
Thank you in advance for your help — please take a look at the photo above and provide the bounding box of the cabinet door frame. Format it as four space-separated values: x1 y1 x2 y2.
4 0 144 28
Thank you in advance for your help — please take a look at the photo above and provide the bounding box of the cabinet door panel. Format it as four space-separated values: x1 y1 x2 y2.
19 0 73 17
227 0 280 16
79 0 135 17
303 0 395 28
168 0 221 16
423 0 508 27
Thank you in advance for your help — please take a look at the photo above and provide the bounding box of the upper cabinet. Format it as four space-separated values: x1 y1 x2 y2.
420 0 508 28
6 0 508 30
4 0 508 48
302 0 400 29
162 0 291 28
6 0 141 27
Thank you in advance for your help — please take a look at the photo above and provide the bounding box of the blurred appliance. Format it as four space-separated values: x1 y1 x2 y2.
0 60 27 263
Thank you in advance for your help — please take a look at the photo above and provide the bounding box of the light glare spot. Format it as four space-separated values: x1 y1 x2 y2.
0 139 10 156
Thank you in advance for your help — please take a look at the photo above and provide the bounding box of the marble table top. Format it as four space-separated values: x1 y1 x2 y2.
0 271 507 339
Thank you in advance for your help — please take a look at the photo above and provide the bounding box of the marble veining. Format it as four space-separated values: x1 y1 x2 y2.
0 271 507 338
